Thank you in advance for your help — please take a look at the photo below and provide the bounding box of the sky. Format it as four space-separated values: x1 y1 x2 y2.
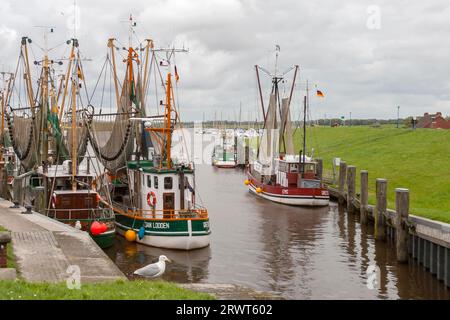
0 0 449 122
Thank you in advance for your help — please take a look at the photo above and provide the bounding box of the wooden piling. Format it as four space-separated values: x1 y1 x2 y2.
346 166 356 213
375 178 387 241
338 162 347 204
395 188 409 262
360 170 368 224
316 158 323 180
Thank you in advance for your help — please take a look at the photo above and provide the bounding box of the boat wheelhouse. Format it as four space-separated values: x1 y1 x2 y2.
248 155 329 206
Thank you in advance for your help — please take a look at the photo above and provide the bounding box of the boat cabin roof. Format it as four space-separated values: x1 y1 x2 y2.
37 164 95 178
53 189 98 195
127 160 194 174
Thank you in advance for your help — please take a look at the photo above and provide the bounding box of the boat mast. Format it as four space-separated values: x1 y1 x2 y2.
22 38 35 116
71 59 78 191
165 73 172 169
41 30 51 171
59 40 76 121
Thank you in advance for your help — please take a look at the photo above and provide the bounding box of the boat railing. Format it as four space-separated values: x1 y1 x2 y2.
43 207 115 221
111 202 208 220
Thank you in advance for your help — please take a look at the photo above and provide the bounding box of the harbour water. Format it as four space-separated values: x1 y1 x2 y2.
105 164 449 300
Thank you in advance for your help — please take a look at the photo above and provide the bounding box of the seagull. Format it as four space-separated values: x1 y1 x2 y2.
133 255 172 278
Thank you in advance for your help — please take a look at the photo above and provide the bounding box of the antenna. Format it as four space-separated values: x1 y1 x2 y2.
73 0 77 39
33 25 56 56
120 14 138 48
275 44 280 77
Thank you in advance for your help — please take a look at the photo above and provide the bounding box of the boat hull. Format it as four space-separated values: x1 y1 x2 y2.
248 177 329 207
212 160 237 168
115 213 211 250
91 230 116 249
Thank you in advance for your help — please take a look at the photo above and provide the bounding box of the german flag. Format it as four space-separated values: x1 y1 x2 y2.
174 65 180 82
316 89 324 98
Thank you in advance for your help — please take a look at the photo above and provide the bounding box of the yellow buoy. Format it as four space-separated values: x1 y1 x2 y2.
256 187 262 194
125 230 137 242
244 179 249 186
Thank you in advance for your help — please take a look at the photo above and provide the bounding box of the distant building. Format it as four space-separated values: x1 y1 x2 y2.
416 112 450 129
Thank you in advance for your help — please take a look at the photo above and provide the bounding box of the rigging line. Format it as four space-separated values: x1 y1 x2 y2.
153 54 159 116
47 41 68 53
99 57 108 110
6 49 22 105
78 55 90 104
88 55 109 103
46 140 61 213
172 53 181 120
143 52 154 107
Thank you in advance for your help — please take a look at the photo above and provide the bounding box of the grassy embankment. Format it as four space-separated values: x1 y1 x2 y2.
0 279 214 300
293 126 450 223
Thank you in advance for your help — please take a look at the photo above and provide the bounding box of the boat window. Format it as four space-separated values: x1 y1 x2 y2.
154 176 158 189
290 164 299 173
164 177 173 190
147 175 151 188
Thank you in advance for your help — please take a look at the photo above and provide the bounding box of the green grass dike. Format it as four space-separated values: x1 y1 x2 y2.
293 125 450 223
0 279 214 300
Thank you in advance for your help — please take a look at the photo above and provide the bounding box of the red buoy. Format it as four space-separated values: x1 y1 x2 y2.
90 221 102 235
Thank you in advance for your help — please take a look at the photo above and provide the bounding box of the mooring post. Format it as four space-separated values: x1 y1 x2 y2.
316 158 323 180
360 170 369 224
346 166 356 213
375 178 387 241
338 161 347 204
395 188 409 262
0 231 12 268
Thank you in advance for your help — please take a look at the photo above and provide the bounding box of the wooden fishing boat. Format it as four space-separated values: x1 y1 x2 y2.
211 130 237 168
246 50 329 207
32 162 116 248
89 18 210 250
110 72 211 250
6 34 115 248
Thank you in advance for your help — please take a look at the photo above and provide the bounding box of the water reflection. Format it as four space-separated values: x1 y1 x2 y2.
105 164 449 299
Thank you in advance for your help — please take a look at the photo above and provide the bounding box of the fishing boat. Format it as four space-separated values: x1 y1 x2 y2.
6 34 115 248
88 17 210 250
211 129 237 168
246 50 329 206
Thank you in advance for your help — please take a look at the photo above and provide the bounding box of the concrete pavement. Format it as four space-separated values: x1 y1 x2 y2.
0 198 125 283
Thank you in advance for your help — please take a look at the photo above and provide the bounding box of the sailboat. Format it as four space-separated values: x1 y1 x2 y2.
88 17 210 250
6 33 115 248
246 52 329 206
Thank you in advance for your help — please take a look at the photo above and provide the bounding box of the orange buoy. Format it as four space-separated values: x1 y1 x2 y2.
125 230 137 242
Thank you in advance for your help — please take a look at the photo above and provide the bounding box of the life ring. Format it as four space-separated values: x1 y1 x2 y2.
147 191 156 207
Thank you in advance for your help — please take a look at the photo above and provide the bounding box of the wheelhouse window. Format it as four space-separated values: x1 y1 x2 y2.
154 176 158 189
164 177 173 190
147 175 152 188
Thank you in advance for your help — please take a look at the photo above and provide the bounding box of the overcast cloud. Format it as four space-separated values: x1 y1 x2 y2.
0 0 449 121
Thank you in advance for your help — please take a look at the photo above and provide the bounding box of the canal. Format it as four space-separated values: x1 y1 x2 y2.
104 164 449 299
